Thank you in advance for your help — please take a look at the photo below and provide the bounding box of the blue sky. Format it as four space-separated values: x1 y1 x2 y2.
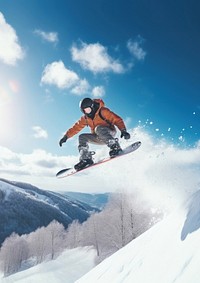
0 0 200 189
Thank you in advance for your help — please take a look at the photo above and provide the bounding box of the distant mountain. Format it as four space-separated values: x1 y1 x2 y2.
64 191 110 210
0 179 98 246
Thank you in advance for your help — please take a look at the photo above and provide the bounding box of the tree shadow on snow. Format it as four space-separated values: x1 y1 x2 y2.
181 190 200 241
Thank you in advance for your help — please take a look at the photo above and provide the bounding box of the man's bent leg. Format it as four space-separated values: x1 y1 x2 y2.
94 126 116 144
95 126 122 157
74 133 98 171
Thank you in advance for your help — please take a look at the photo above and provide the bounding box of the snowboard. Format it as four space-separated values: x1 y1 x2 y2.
56 141 141 178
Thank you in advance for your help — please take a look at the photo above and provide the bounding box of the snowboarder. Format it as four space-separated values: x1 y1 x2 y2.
59 98 130 171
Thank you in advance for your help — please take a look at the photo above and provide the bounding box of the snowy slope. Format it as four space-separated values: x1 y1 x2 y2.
0 247 96 283
76 192 200 283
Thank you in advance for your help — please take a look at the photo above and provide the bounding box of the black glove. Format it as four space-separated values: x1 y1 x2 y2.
120 129 130 140
59 135 68 147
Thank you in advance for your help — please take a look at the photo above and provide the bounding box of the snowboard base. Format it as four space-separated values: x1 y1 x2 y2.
56 141 141 178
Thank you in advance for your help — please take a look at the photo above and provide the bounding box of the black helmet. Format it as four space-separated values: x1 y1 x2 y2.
79 98 94 113
79 97 100 118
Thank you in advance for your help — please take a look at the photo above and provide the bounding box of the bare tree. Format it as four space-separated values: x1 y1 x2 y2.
100 192 131 250
78 190 163 262
65 220 83 249
45 220 66 259
28 226 49 264
81 213 101 256
0 233 29 276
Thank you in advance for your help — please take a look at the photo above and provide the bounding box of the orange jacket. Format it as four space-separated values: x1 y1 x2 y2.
66 99 126 138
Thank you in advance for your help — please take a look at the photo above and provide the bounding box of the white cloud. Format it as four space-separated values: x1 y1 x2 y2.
41 60 91 95
71 41 125 74
34 29 58 44
127 37 146 61
1 128 200 197
0 145 78 189
32 126 48 139
0 12 25 65
41 61 79 89
92 86 105 97
71 79 90 95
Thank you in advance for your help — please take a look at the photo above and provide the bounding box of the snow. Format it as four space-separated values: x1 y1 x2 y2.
76 195 200 283
1 128 200 283
0 247 96 283
2 190 200 283
74 128 200 283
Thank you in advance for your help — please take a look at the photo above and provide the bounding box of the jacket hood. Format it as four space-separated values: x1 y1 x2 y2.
93 99 105 108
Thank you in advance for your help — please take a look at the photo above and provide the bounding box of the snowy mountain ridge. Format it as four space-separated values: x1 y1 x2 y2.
63 191 110 210
0 178 97 245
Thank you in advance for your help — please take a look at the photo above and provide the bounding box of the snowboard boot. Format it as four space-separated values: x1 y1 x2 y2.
74 145 94 171
74 158 94 171
108 138 122 158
